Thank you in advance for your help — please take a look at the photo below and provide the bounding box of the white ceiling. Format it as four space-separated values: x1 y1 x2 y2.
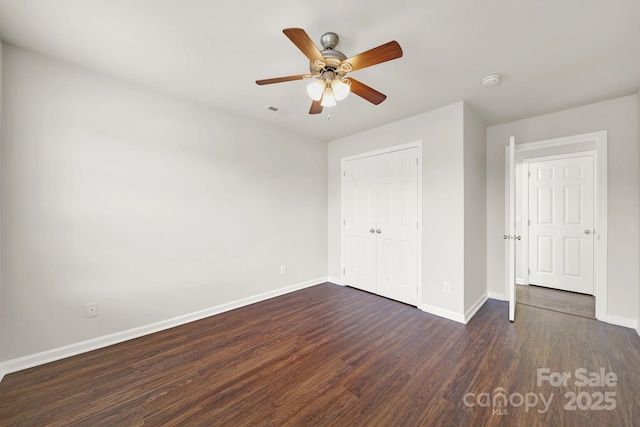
0 0 639 141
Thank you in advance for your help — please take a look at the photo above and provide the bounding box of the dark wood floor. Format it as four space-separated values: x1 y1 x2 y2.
1 283 639 426
517 284 596 319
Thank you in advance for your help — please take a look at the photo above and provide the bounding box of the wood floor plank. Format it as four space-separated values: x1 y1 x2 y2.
517 284 596 319
1 283 639 426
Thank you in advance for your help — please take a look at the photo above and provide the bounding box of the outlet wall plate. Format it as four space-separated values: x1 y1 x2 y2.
443 282 452 294
86 302 98 318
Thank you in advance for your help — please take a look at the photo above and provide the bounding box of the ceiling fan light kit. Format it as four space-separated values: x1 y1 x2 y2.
321 88 337 107
305 69 349 103
256 28 403 115
331 78 350 101
306 78 325 101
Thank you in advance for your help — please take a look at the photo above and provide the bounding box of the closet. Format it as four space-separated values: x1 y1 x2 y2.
342 146 419 305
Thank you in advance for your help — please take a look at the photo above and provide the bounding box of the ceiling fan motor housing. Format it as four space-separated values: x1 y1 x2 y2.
320 32 339 50
310 32 349 77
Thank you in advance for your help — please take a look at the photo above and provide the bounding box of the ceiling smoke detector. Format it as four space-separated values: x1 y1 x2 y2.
481 74 502 87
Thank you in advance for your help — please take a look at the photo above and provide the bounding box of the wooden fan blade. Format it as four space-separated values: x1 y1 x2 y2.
342 41 403 72
309 99 323 114
348 78 387 105
256 74 309 85
283 28 326 64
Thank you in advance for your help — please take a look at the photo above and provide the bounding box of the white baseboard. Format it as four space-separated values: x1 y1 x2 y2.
602 314 639 330
464 292 488 323
515 278 525 285
420 303 466 324
636 327 640 338
0 277 327 383
488 291 506 301
327 276 346 286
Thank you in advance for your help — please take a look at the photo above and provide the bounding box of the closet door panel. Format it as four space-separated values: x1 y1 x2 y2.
343 156 378 293
375 148 419 305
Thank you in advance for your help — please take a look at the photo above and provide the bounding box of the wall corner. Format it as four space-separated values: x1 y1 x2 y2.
462 102 488 314
0 39 4 363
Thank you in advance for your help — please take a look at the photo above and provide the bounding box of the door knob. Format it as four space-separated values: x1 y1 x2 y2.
376 229 382 234
516 236 521 240
370 228 375 234
584 229 591 234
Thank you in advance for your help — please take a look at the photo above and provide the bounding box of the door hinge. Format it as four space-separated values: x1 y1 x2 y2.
343 268 345 275
416 158 419 166
528 268 530 274
528 219 531 226
343 219 346 226
528 171 531 178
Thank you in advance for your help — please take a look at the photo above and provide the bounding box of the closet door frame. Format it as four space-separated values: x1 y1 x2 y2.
340 140 423 307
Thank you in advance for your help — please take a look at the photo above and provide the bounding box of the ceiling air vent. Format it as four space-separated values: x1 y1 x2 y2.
265 105 291 115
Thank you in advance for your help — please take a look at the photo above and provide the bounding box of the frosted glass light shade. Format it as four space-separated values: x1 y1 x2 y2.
306 79 325 101
331 79 350 101
320 89 336 107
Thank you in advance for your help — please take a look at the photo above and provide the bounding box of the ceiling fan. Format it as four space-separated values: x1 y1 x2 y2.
256 28 403 114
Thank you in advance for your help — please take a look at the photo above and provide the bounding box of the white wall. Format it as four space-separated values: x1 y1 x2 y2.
0 40 3 361
463 104 487 314
328 102 468 319
0 45 328 361
486 95 639 325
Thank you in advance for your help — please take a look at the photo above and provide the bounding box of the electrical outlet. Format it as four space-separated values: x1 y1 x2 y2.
280 265 286 275
86 302 98 318
443 282 451 294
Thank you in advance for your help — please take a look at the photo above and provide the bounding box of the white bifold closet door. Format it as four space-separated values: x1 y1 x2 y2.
343 148 418 306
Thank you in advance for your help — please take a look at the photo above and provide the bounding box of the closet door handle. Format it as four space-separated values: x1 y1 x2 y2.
376 229 382 234
370 228 376 234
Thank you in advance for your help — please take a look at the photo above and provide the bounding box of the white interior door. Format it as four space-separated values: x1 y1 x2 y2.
343 156 377 293
376 149 418 305
343 147 418 306
528 155 594 294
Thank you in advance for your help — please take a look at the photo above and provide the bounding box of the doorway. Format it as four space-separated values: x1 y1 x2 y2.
516 284 595 319
505 131 607 321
